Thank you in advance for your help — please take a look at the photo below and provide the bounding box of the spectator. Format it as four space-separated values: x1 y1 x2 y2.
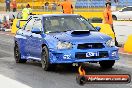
103 2 118 46
11 0 17 12
22 4 32 20
21 4 24 9
5 0 10 12
9 14 15 26
44 2 49 11
103 3 113 29
58 0 74 14
2 16 10 29
52 1 57 10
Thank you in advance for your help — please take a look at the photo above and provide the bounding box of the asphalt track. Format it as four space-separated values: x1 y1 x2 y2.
0 32 132 88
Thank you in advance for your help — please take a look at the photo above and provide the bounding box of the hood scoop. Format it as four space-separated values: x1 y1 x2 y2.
71 30 90 35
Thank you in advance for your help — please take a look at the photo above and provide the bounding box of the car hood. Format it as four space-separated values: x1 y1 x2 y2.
48 30 111 44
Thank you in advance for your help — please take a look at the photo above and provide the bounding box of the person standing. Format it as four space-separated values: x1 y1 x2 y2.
22 4 32 19
103 2 118 46
103 3 113 26
5 0 10 12
44 2 49 11
58 0 74 14
11 0 17 12
52 1 57 10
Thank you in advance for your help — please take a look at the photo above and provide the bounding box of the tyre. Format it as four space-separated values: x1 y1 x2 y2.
14 43 27 63
112 15 117 20
99 60 115 69
41 46 54 71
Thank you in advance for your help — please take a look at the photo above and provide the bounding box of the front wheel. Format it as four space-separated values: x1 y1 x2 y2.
99 60 115 69
41 46 55 71
112 15 117 20
14 43 27 63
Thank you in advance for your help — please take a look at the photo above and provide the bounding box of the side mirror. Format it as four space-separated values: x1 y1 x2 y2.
16 20 21 29
95 26 101 31
31 27 41 34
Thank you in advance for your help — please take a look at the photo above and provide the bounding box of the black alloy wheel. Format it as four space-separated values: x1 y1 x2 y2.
14 43 27 63
112 15 117 20
41 46 54 71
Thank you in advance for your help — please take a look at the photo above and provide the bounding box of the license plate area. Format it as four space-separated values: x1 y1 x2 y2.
86 52 99 57
75 51 109 59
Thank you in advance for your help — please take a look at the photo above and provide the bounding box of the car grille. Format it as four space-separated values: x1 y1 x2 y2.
77 43 104 49
75 51 109 59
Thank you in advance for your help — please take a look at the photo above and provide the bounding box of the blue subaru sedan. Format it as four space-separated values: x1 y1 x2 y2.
14 14 119 71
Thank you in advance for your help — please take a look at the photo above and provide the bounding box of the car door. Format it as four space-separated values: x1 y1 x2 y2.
23 18 35 57
127 7 132 20
126 7 132 20
120 7 131 20
116 7 127 20
28 18 43 59
16 28 27 58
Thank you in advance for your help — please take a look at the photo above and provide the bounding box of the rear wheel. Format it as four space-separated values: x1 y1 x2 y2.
14 43 27 63
112 15 117 20
41 46 55 71
99 60 115 69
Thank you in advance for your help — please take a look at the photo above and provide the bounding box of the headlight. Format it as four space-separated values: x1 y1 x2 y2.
57 41 72 49
106 39 115 47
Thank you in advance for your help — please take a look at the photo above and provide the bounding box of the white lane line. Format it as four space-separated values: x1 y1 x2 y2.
0 74 31 88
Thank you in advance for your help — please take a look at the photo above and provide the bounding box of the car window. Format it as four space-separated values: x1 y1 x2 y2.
50 20 59 26
33 19 43 31
122 7 132 11
77 17 89 30
24 18 35 31
63 18 82 30
44 18 60 32
43 16 95 33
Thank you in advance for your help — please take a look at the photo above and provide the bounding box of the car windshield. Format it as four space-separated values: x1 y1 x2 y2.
43 16 95 33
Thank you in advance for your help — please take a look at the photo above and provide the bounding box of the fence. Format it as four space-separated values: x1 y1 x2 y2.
0 0 132 12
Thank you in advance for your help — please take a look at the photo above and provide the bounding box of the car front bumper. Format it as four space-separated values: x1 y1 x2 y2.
49 47 119 64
